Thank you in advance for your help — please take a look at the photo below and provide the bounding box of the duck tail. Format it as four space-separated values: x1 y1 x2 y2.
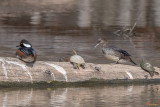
129 57 137 65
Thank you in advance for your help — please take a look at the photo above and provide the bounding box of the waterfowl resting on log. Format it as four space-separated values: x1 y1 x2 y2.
95 38 136 65
140 57 159 77
70 50 85 69
16 39 37 63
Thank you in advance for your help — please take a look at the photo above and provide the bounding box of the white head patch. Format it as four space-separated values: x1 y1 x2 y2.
23 43 31 47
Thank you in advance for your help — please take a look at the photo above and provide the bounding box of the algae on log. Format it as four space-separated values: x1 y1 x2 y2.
0 57 160 83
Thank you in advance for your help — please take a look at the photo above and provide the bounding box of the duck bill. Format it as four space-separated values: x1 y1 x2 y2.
94 43 100 48
16 45 20 47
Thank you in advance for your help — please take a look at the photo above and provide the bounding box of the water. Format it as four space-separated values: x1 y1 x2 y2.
0 0 160 106
0 84 159 107
0 0 159 65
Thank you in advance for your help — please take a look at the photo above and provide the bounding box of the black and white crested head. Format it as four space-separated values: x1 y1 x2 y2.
20 39 32 48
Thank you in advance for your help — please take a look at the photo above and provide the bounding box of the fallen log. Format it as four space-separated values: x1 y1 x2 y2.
0 57 159 84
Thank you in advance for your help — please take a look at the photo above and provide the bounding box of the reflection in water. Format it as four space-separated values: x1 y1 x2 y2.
50 88 68 106
117 0 132 26
77 0 91 27
153 0 160 26
30 12 41 25
0 84 160 107
0 0 160 27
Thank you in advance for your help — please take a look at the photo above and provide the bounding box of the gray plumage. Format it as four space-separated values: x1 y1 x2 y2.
95 38 136 65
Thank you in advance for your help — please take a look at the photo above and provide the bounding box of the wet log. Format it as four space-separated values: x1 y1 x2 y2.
0 57 160 83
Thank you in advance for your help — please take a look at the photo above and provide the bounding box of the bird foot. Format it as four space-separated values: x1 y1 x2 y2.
110 62 118 65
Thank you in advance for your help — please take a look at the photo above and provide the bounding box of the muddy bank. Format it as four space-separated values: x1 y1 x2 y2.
0 57 160 87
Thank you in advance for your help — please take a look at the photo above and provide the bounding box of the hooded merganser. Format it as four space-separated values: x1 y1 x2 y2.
16 39 37 63
140 57 159 77
95 38 136 65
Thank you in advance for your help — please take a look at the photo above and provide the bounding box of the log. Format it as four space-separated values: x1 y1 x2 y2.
0 57 160 84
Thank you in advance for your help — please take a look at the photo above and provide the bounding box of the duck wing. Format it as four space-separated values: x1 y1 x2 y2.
117 49 131 56
20 47 36 56
108 46 131 56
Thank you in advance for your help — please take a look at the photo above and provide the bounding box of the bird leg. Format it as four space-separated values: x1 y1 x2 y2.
115 58 121 64
110 61 119 64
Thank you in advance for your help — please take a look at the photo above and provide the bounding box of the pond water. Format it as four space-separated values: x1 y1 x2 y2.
0 84 160 107
0 0 160 106
0 0 159 65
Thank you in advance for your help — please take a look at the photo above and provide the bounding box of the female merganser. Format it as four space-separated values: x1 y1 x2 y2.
95 38 136 65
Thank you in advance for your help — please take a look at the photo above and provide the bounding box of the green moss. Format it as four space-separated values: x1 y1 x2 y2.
0 78 160 88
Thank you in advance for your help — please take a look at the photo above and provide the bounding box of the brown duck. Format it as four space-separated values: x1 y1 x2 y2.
95 38 136 65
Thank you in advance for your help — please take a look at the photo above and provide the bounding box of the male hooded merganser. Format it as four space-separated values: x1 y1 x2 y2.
95 38 136 65
16 39 37 63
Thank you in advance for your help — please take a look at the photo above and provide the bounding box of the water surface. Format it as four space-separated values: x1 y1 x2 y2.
0 0 160 65
0 84 160 107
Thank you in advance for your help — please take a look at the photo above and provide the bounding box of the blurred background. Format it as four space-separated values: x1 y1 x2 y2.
0 0 160 64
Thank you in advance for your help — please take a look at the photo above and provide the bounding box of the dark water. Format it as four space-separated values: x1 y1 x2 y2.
0 0 160 106
0 84 160 107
